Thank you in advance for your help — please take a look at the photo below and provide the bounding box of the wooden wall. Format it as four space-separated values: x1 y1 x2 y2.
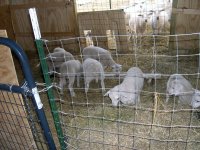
78 10 128 51
1 0 200 52
0 0 78 51
0 5 15 40
170 0 200 51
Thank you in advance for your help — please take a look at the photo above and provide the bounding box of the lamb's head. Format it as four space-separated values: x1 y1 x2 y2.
112 64 122 76
168 80 183 96
104 90 120 106
191 90 200 108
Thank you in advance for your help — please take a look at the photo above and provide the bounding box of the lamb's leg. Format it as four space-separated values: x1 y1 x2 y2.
137 94 140 104
84 77 90 94
166 93 170 103
59 76 66 94
68 76 75 97
101 79 105 92
85 82 89 93
95 76 98 83
76 74 80 87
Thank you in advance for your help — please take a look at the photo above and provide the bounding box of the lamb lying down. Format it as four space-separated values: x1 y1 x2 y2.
104 67 144 106
192 90 200 108
59 60 82 97
166 74 200 108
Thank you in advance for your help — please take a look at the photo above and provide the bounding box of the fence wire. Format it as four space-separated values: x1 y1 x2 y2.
37 32 200 150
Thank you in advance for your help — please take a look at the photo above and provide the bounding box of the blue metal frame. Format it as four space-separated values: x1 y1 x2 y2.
0 37 56 150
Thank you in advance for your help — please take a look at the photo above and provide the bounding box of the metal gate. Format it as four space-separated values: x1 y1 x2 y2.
0 37 56 150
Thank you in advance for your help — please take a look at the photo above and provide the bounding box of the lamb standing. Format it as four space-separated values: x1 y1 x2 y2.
166 74 200 108
148 1 172 35
149 9 170 35
104 67 144 106
59 60 82 97
82 58 105 94
46 48 74 74
124 2 149 42
82 46 122 75
129 13 148 35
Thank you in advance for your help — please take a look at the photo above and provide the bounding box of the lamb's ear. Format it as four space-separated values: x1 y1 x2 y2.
112 64 122 68
104 90 110 96
117 64 122 67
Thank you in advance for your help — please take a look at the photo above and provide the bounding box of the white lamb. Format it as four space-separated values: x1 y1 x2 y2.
46 48 74 74
82 46 122 75
104 67 144 106
82 58 105 93
149 9 170 35
53 47 67 53
192 90 200 108
166 74 200 108
59 60 82 97
129 13 149 35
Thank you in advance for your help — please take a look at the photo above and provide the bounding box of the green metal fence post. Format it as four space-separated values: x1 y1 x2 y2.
35 39 66 150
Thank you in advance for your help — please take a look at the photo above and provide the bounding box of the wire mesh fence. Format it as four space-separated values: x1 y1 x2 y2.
0 85 47 149
37 32 200 150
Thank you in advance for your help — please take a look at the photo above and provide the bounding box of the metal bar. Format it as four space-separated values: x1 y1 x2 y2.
35 39 66 150
0 83 25 94
0 37 56 150
29 7 66 149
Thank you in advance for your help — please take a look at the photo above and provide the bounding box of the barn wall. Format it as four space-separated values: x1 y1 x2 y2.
170 0 200 51
0 5 15 40
77 10 128 51
0 0 78 51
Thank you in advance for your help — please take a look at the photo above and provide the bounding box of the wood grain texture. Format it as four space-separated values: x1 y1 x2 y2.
0 6 15 40
0 30 37 149
78 10 127 51
170 0 200 50
0 31 19 85
10 0 78 51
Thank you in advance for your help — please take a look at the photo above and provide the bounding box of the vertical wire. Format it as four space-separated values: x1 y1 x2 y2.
166 35 179 149
134 34 138 67
185 33 200 150
148 34 157 150
60 40 64 48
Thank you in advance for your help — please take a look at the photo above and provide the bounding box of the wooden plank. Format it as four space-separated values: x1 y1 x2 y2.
0 30 18 85
14 32 75 37
169 0 200 51
10 0 78 51
0 6 15 40
0 30 37 149
0 0 9 5
78 10 127 51
10 1 69 9
172 8 200 15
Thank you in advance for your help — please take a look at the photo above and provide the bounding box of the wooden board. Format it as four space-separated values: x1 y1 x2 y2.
10 0 78 51
0 5 15 40
170 0 200 51
0 30 18 84
0 30 37 149
77 10 128 51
